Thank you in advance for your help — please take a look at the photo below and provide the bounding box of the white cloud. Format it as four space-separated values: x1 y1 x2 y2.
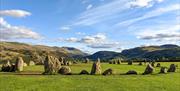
86 4 93 10
115 4 180 26
129 0 164 8
157 0 164 3
0 17 42 40
72 0 165 26
58 33 120 49
59 26 71 31
81 0 89 4
129 0 153 7
137 24 180 42
59 34 106 44
79 33 106 44
0 10 31 18
75 32 86 35
65 37 79 42
87 42 119 48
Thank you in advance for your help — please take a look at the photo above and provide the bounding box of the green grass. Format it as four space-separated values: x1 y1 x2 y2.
0 62 180 91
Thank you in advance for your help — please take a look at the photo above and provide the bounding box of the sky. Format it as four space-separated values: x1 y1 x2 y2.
0 0 180 53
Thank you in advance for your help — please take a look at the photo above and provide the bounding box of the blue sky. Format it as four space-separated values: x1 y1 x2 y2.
0 0 180 53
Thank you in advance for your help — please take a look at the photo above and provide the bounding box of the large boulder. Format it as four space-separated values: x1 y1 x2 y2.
43 56 61 75
1 60 12 72
58 66 71 75
102 68 113 75
143 64 154 75
1 63 16 72
90 59 101 75
160 67 167 73
79 70 89 75
156 63 161 67
15 57 24 72
168 64 176 72
126 70 137 75
29 61 35 66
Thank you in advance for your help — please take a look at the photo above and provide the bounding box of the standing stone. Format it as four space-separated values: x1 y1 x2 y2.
29 61 35 66
160 67 167 73
97 58 101 63
143 64 154 75
15 57 24 72
151 62 155 67
128 61 133 65
139 62 143 65
10 64 16 72
60 57 65 65
102 68 113 75
43 56 61 75
109 61 112 64
67 61 72 66
90 59 101 75
85 58 90 63
1 60 11 72
168 64 176 72
6 60 11 66
63 60 68 65
156 63 161 67
58 66 71 75
113 60 117 64
117 60 121 64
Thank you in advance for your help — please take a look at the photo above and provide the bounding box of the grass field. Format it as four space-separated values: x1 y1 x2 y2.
0 62 180 91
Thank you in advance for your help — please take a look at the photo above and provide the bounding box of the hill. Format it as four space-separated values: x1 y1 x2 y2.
87 44 180 62
0 41 87 64
86 51 125 61
0 41 180 63
121 44 180 61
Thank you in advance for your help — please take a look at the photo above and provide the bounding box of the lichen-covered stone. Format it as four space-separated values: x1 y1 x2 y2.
102 68 113 75
15 57 24 72
143 64 154 75
90 59 101 75
160 67 167 73
58 66 71 75
43 56 61 75
168 64 176 72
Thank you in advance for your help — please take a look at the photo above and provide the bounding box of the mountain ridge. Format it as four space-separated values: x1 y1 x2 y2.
0 41 180 63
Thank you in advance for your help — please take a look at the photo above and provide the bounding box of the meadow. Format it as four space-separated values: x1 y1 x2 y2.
0 62 180 91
